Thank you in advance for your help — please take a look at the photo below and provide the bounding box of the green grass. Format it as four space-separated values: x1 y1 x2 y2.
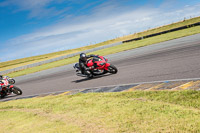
7 25 200 77
1 16 200 72
0 90 199 133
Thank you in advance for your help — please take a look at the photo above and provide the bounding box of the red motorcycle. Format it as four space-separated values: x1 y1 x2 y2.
74 55 118 78
0 77 22 98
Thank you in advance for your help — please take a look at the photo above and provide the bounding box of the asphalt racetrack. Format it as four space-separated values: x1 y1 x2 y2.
3 33 200 100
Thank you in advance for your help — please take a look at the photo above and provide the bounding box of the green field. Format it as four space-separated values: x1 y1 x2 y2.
1 16 200 73
0 90 199 133
7 25 200 78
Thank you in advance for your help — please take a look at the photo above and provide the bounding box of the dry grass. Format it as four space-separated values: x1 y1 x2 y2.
0 90 199 133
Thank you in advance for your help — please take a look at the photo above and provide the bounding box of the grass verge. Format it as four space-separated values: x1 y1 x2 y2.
1 16 200 71
7 25 200 77
0 90 199 133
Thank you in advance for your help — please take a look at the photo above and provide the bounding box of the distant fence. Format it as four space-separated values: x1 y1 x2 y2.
0 42 122 75
1 21 200 75
122 22 200 43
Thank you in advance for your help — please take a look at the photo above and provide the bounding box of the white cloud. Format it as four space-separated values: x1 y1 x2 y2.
1 2 200 61
0 0 68 18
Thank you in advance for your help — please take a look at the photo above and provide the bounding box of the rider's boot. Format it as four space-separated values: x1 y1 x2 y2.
85 71 93 78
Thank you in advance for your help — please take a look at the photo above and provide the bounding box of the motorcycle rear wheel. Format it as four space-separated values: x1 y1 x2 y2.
12 86 22 95
108 64 118 74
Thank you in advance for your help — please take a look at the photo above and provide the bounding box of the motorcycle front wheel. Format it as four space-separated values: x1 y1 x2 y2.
9 79 15 84
12 86 22 95
0 91 7 98
108 64 118 74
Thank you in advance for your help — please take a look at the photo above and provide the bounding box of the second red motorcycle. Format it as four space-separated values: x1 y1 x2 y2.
0 76 22 98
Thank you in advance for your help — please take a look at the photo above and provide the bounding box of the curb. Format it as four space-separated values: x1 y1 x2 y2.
1 78 200 102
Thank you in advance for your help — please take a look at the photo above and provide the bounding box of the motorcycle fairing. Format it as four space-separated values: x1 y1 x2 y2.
86 56 110 70
87 59 94 67
104 63 110 71
9 85 14 88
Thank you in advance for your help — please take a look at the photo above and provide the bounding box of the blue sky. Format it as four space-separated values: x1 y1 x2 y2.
0 0 200 62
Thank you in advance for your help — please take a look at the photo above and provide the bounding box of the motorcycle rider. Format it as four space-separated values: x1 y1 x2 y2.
79 53 95 77
0 75 3 87
0 75 6 93
0 75 3 84
0 75 13 95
